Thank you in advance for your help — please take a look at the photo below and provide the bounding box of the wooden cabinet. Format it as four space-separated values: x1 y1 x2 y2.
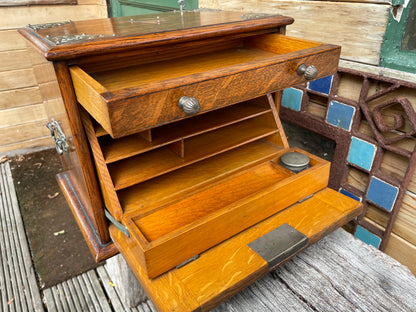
20 10 362 311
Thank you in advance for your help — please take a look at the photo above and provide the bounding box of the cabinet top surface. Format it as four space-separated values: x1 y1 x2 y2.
18 10 293 60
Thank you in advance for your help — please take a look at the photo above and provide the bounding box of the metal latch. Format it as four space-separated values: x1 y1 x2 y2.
104 210 130 237
46 119 69 155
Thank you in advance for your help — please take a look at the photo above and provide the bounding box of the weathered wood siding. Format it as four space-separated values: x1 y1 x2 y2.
199 0 391 66
0 0 107 154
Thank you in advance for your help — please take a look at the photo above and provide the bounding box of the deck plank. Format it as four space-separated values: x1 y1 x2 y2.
0 163 43 312
214 229 416 311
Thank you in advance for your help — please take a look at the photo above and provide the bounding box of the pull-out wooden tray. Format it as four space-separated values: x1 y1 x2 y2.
70 34 340 138
123 148 330 278
111 188 362 312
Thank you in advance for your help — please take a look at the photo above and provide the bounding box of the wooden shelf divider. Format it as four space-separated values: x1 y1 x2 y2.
120 140 284 216
100 99 271 164
108 115 278 191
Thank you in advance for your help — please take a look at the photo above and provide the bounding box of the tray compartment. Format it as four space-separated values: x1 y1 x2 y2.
124 149 330 278
119 139 284 216
70 34 340 137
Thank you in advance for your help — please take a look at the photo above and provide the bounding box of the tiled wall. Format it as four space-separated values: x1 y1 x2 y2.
280 68 416 273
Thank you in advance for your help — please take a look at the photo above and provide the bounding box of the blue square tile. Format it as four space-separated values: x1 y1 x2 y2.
347 137 376 171
281 88 303 111
339 188 361 202
326 101 355 131
354 225 381 249
366 177 398 212
307 75 333 95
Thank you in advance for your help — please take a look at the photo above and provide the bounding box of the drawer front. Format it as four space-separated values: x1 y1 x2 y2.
108 48 340 137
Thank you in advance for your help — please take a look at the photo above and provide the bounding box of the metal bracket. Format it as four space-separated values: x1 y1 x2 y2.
46 119 69 155
248 223 308 269
104 210 130 237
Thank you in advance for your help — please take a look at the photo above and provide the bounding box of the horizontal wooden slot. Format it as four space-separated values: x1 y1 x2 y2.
100 134 182 164
95 123 107 137
109 116 278 190
120 140 285 215
134 162 294 242
100 99 271 164
152 98 271 143
183 116 278 161
109 145 184 191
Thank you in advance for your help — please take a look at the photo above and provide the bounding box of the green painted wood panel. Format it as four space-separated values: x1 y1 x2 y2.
109 0 198 18
380 0 416 74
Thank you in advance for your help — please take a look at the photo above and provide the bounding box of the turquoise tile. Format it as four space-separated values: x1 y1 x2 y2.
366 177 398 212
339 188 361 202
282 88 303 111
355 225 381 248
326 101 355 131
307 75 333 95
347 137 376 171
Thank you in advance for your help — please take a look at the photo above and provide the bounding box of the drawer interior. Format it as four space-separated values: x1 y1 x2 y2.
82 34 321 86
131 161 294 243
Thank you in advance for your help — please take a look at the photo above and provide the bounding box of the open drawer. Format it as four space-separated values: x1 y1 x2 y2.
70 34 340 138
111 188 363 311
123 148 330 278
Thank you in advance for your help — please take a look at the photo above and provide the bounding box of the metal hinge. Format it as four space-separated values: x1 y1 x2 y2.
104 210 130 237
297 194 314 204
176 254 199 269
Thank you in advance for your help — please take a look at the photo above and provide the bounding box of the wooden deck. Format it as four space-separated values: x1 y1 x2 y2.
2 160 416 312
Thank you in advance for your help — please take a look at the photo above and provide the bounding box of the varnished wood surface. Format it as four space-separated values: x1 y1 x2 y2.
120 140 284 216
111 187 363 312
92 47 277 91
81 110 124 221
18 11 294 60
53 61 110 244
134 162 293 242
57 170 118 262
123 148 330 278
69 34 340 137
